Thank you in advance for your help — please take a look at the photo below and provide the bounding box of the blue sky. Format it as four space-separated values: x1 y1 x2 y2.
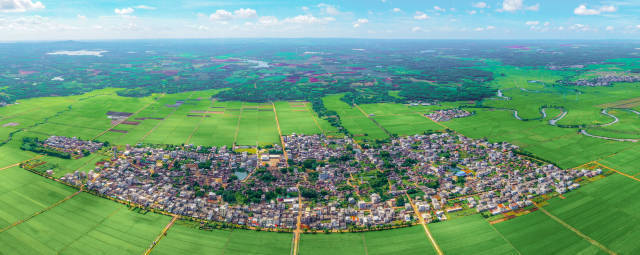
1 0 639 41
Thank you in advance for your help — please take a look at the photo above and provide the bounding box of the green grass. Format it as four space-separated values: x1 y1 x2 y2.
299 232 366 255
153 223 291 255
152 222 231 255
363 226 436 255
429 214 518 255
359 103 443 136
224 229 291 255
493 211 603 254
598 146 640 175
323 94 387 140
542 174 640 254
587 109 640 139
0 167 75 229
0 193 169 254
446 108 634 168
235 103 280 146
274 101 325 135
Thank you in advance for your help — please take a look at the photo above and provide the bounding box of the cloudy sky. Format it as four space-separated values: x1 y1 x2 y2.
1 0 639 41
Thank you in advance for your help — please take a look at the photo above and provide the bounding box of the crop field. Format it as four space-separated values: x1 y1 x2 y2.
0 166 75 229
188 101 241 146
299 232 366 255
223 229 292 254
429 214 517 255
359 103 443 136
542 174 640 254
152 222 232 255
298 226 435 255
493 211 602 254
154 223 291 255
0 192 168 254
445 109 633 168
235 103 280 146
362 226 436 255
275 101 333 136
323 94 388 140
587 109 640 139
598 146 640 175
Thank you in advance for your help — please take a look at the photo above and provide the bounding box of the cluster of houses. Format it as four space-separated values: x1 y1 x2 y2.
568 74 640 87
43 136 104 158
426 109 472 122
55 132 602 231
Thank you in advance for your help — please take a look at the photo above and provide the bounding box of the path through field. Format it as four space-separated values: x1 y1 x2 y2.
405 193 443 255
534 203 616 255
0 190 81 233
272 102 288 163
144 215 178 255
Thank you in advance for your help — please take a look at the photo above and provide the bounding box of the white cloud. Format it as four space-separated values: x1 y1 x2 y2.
414 11 429 20
574 4 617 15
606 25 614 31
115 7 134 15
209 9 233 21
77 14 87 20
474 25 495 31
468 10 477 15
525 3 539 11
434 6 445 12
234 8 257 18
473 2 488 8
134 5 155 10
393 8 401 12
283 14 334 24
0 0 44 13
301 6 309 11
501 0 523 11
353 18 368 28
525 20 539 26
500 0 539 12
258 16 278 25
412 26 422 32
317 3 340 15
543 21 549 26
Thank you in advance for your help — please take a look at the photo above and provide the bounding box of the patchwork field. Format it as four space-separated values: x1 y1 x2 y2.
299 226 436 255
0 193 169 254
493 211 602 254
446 109 634 168
323 94 388 140
359 103 444 136
0 166 75 229
542 174 640 254
429 214 518 255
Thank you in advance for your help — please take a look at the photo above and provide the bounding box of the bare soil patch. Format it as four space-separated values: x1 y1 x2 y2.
2 122 19 127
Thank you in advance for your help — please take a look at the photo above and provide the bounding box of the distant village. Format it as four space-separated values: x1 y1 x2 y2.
48 132 601 231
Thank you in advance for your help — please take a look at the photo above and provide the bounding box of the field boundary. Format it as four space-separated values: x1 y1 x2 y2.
304 102 325 135
534 203 616 255
232 103 244 147
353 104 391 136
0 190 81 233
405 193 443 255
143 215 178 255
93 96 160 140
272 102 289 163
486 218 522 255
185 99 216 144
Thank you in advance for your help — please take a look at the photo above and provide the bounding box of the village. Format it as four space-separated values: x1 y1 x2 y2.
51 132 601 231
